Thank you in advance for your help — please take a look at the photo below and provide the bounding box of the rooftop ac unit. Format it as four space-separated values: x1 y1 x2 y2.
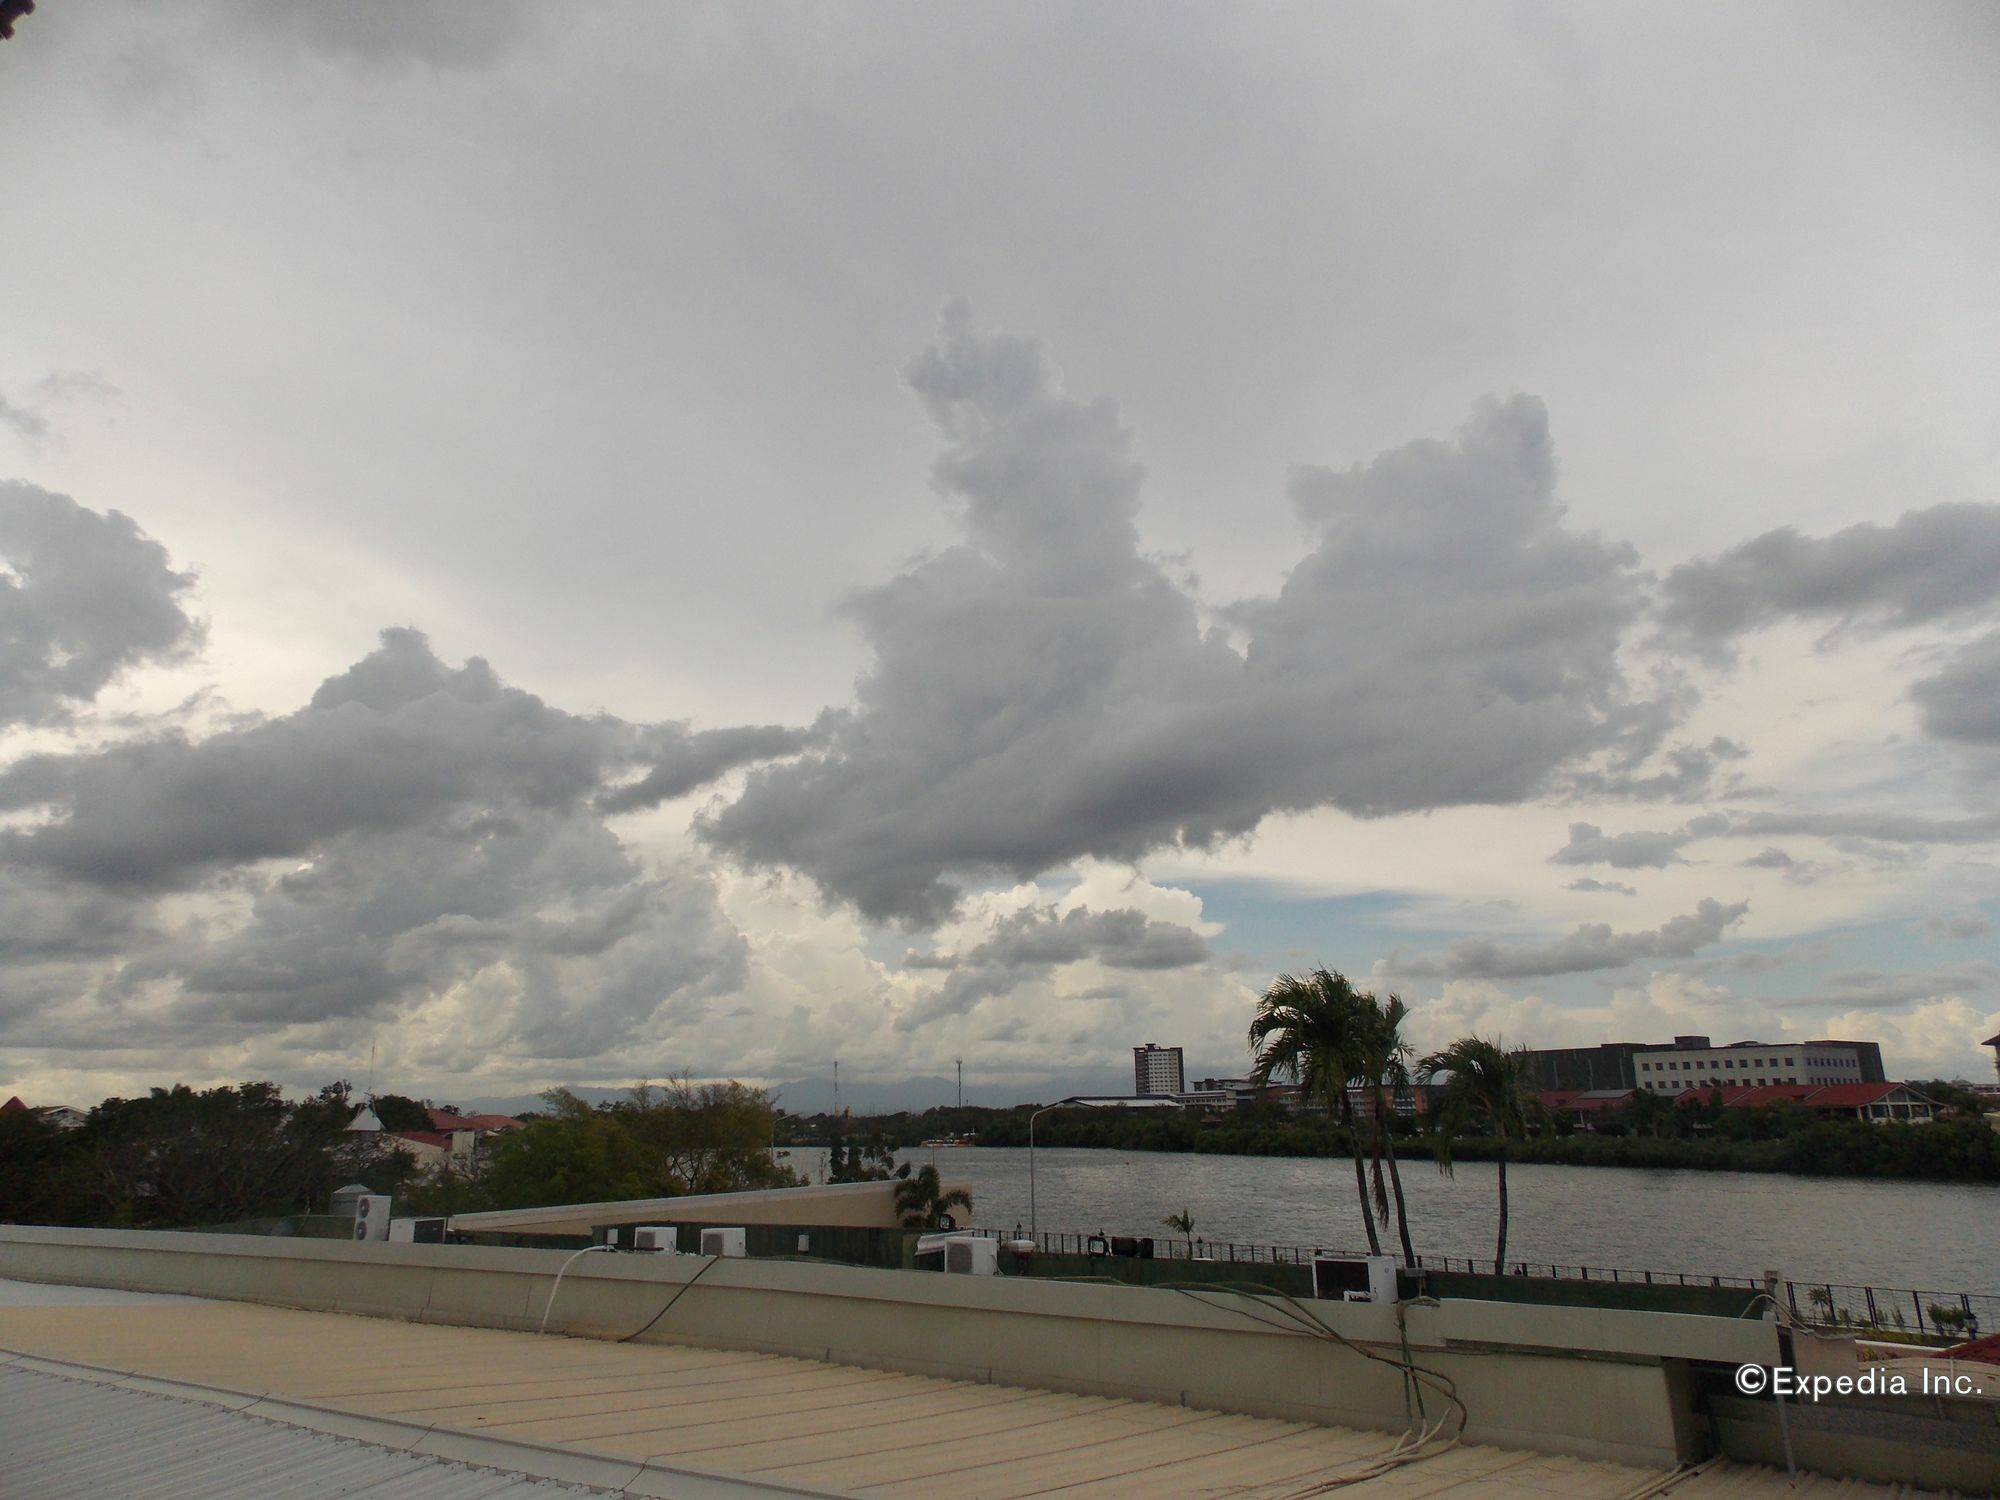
944 1237 998 1275
914 1232 997 1275
699 1227 746 1258
632 1225 679 1253
387 1216 446 1244
1312 1254 1398 1303
351 1194 392 1243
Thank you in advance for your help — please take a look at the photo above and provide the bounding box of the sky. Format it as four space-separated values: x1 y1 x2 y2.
2 1 1998 1110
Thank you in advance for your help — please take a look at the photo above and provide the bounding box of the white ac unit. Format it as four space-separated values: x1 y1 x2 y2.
1311 1254 1398 1303
632 1225 679 1253
699 1227 746 1258
944 1237 998 1275
352 1194 392 1242
914 1232 997 1275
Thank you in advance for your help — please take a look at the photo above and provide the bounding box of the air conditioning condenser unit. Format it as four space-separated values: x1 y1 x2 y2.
352 1195 392 1242
699 1227 746 1258
1311 1254 1398 1303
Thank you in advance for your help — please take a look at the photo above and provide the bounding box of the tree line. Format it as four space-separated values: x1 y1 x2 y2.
0 1078 799 1228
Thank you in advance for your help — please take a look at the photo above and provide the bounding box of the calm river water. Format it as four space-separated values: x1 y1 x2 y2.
842 1146 2000 1295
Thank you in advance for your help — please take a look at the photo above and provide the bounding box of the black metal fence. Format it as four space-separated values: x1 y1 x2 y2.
973 1224 1995 1339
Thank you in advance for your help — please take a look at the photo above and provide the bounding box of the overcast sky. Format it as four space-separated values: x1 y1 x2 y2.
3 1 1998 1108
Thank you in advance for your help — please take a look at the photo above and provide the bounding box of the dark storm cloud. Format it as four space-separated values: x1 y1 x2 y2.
1910 631 2000 745
110 809 747 1058
0 620 770 1056
953 905 1210 973
894 903 1209 1031
1660 502 2000 650
0 628 628 887
0 482 201 726
1389 897 1749 980
1549 815 1727 870
706 306 1672 923
597 721 824 815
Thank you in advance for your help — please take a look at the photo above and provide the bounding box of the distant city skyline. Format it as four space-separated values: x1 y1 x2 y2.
2 3 1997 1107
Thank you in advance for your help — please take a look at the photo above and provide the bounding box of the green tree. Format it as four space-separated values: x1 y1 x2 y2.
1161 1207 1196 1255
1249 967 1383 1255
478 1089 652 1210
893 1163 972 1229
369 1093 435 1132
0 1108 89 1224
77 1081 356 1227
1352 991 1419 1266
616 1079 798 1195
1417 1037 1534 1275
1618 1088 1673 1139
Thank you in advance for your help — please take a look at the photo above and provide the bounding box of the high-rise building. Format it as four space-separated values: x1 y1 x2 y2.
1133 1043 1185 1096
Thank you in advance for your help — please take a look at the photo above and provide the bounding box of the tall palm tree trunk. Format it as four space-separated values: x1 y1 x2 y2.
1493 1144 1510 1275
1338 1092 1383 1255
1384 1132 1416 1267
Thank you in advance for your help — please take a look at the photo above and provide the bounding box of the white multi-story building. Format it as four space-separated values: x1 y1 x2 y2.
1634 1035 1866 1094
1133 1043 1185 1096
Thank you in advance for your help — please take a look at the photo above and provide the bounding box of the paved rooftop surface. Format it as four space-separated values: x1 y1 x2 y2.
0 1280 1958 1498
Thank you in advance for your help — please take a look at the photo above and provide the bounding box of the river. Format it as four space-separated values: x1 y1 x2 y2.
843 1146 2000 1296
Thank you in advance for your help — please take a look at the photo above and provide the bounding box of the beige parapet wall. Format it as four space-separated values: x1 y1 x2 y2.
0 1225 1775 1469
444 1176 968 1236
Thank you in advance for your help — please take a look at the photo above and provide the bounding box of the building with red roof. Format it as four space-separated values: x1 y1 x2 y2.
1672 1080 1942 1122
1538 1089 1636 1130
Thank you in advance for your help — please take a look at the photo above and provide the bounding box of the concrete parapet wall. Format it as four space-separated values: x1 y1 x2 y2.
0 1224 1776 1468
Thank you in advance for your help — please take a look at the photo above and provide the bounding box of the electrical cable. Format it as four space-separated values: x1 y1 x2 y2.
618 1251 722 1343
536 1243 616 1336
1083 1276 1473 1495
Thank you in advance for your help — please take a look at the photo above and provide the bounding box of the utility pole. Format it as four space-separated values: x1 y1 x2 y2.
956 1058 963 1110
833 1060 840 1117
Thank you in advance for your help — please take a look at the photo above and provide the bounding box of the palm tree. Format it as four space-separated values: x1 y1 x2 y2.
1416 1036 1533 1275
1353 993 1419 1267
1249 968 1382 1256
893 1163 973 1229
1161 1207 1196 1257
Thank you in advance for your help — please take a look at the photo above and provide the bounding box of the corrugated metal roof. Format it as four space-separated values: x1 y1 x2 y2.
0 1363 609 1499
0 1283 1969 1498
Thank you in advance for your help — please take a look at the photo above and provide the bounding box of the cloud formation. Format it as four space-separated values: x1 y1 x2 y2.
707 306 1673 923
0 482 202 727
187 0 538 70
895 902 1211 1030
1910 631 2000 746
1795 962 2000 1011
1661 503 2000 648
1388 898 1749 980
1549 816 1727 870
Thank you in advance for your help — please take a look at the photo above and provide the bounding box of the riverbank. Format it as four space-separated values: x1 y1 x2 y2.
794 1107 2000 1182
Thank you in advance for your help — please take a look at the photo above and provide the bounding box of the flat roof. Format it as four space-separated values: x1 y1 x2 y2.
0 1280 1944 1498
